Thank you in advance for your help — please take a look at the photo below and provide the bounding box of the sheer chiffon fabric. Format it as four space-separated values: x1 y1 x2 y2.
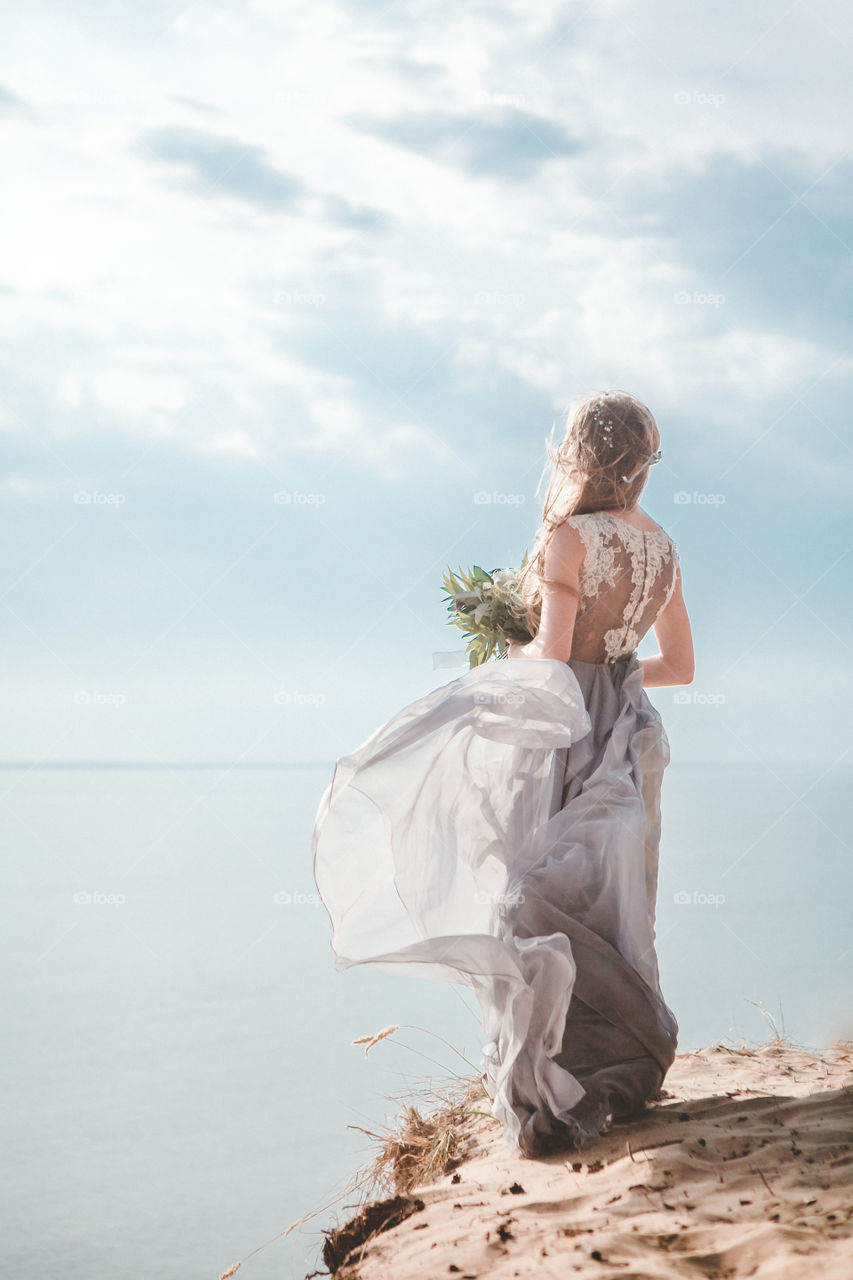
312 653 678 1157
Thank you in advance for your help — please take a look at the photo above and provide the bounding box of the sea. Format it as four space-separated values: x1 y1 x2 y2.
1 762 850 1280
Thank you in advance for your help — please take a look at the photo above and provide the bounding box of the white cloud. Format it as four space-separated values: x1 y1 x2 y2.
91 370 190 417
0 0 850 480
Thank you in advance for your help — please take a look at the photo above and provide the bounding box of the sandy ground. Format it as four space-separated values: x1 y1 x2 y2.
323 1040 853 1279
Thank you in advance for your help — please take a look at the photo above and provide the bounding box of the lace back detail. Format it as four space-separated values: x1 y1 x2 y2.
563 513 680 663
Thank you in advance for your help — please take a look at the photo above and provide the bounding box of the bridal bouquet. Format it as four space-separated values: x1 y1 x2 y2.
441 556 534 668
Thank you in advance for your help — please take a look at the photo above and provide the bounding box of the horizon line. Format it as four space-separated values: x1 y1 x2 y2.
0 760 843 771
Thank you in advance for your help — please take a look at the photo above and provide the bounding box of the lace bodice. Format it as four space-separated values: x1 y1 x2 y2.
562 512 680 663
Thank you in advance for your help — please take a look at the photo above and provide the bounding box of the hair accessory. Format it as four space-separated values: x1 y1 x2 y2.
622 449 662 484
591 399 616 448
589 398 660 475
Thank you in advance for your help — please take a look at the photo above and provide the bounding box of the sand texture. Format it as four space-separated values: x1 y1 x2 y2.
319 1040 853 1279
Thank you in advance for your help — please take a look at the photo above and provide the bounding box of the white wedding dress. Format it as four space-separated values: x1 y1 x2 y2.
312 512 682 1156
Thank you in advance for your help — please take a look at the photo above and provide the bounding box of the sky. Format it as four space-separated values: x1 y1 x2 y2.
1 0 852 769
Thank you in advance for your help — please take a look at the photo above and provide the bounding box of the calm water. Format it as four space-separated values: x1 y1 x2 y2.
1 763 850 1280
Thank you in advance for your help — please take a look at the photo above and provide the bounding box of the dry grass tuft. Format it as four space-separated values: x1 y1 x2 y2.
317 1072 493 1273
352 1072 492 1198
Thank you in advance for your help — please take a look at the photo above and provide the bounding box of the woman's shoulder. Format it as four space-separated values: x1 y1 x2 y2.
565 508 673 540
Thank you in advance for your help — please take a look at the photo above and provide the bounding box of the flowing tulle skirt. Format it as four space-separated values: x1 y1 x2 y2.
311 653 678 1156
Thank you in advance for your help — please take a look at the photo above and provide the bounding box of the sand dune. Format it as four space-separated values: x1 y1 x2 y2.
319 1040 853 1279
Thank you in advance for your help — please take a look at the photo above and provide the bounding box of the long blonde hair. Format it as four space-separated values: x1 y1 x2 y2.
517 390 662 634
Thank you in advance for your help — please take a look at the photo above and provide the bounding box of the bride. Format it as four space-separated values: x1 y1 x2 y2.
312 390 695 1158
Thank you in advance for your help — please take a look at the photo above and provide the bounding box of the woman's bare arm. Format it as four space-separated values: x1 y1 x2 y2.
641 564 695 687
506 523 584 663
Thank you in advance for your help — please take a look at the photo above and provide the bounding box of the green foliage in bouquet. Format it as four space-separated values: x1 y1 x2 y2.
441 553 535 668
